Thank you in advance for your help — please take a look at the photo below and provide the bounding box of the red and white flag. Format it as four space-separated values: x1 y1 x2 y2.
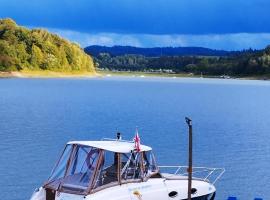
134 128 141 152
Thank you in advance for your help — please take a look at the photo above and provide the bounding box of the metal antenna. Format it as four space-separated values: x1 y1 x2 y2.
116 127 122 140
116 132 121 140
185 117 192 200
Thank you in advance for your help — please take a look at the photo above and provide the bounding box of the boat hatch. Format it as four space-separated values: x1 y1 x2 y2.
43 141 158 195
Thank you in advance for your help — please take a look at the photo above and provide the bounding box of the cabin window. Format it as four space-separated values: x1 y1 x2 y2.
60 145 100 193
121 152 143 181
45 144 100 194
143 151 158 177
92 151 119 189
47 144 73 187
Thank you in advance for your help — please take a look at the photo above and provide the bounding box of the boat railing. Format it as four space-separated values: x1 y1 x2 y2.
101 137 134 143
158 165 225 185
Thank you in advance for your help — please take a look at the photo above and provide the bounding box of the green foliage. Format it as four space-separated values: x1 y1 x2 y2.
95 48 270 76
0 18 95 72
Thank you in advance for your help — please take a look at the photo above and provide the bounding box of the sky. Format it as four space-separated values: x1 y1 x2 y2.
1 0 270 50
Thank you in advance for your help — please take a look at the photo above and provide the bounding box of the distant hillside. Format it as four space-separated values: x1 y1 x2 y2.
0 18 95 73
85 45 233 57
90 45 270 77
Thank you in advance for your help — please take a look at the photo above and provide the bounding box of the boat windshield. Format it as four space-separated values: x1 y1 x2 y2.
45 144 100 194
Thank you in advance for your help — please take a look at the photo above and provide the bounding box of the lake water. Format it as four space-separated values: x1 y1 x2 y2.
0 77 269 200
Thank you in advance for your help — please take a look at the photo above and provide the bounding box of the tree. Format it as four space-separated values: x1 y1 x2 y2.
0 18 95 72
30 44 44 69
16 43 29 69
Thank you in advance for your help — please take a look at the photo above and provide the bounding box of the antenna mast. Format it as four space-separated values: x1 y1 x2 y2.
185 117 193 200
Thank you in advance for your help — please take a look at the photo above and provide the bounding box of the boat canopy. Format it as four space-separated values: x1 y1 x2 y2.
67 140 152 153
44 140 158 195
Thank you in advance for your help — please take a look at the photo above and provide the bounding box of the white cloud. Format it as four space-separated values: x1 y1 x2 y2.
48 28 270 50
48 29 143 48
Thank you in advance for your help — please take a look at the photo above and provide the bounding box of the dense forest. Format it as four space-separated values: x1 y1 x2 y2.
89 47 270 77
0 18 95 72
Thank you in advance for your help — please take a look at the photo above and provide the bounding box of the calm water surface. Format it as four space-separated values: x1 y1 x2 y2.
0 77 270 200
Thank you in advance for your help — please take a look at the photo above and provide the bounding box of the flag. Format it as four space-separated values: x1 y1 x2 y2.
134 128 141 152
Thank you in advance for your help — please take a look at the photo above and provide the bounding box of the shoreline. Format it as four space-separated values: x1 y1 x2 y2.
1 70 269 81
97 70 270 81
0 70 99 79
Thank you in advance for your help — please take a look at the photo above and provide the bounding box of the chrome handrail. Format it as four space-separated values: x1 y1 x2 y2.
158 165 225 185
101 137 134 143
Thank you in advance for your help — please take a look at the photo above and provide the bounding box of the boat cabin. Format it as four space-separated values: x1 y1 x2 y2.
44 140 159 196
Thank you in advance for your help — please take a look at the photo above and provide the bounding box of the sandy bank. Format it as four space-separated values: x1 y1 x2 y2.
0 70 99 78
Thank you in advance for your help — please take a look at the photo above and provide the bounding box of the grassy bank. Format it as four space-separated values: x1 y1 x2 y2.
0 70 98 78
98 70 199 78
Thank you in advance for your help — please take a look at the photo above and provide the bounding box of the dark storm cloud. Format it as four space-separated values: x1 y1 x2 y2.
1 0 270 35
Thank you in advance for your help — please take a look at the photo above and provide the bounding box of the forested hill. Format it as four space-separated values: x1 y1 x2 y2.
85 45 232 57
90 46 270 77
0 18 95 72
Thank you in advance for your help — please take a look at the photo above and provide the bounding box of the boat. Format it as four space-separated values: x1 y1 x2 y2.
30 128 224 200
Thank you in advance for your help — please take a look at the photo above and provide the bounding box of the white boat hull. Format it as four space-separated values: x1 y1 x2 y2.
31 177 215 200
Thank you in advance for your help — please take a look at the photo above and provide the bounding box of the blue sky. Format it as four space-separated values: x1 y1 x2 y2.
1 0 270 50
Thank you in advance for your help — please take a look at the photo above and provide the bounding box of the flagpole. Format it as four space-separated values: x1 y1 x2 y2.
185 117 192 200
